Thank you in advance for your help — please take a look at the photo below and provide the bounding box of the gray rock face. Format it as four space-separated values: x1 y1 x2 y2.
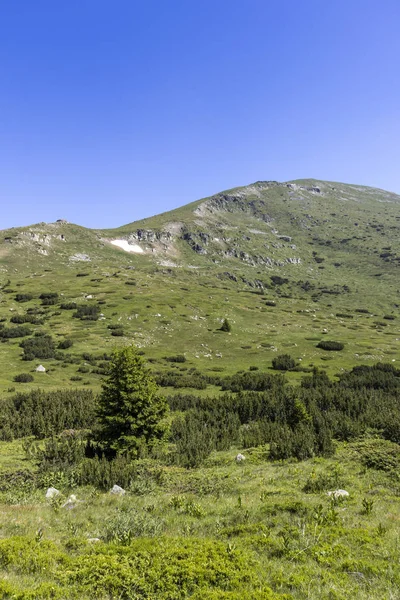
131 229 172 243
182 231 208 254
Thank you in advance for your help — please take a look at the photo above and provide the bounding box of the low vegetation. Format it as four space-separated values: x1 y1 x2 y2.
0 180 399 597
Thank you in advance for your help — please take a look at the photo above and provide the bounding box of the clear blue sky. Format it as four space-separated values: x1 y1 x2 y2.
1 0 399 229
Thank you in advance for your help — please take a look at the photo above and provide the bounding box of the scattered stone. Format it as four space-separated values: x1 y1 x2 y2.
110 484 126 496
69 253 91 262
87 538 101 544
327 489 349 499
45 487 60 499
62 494 77 509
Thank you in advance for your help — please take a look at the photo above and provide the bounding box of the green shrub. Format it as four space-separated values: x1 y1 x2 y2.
272 354 296 371
0 388 96 440
14 293 34 302
58 339 73 349
0 326 32 339
165 354 187 363
352 438 400 471
13 373 34 383
220 318 232 332
316 341 344 351
20 334 56 360
60 302 77 310
73 304 100 320
271 275 288 286
111 329 124 336
101 508 164 543
10 314 43 325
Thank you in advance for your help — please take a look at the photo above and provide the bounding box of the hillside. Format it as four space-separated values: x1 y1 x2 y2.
0 178 399 392
1 179 400 599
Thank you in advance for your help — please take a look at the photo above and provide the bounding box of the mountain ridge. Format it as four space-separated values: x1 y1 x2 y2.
0 178 398 392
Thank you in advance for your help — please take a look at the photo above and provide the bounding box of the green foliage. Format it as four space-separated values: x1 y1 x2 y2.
58 338 73 349
222 371 284 392
60 301 77 310
32 432 87 473
361 497 374 515
101 507 164 543
111 328 124 336
0 388 96 440
14 293 34 302
270 275 288 286
20 334 56 360
272 354 296 371
220 318 232 332
0 325 32 339
156 370 208 390
316 340 344 351
352 438 400 472
95 346 169 456
10 314 43 325
13 373 34 383
73 304 100 321
165 354 186 363
39 292 59 301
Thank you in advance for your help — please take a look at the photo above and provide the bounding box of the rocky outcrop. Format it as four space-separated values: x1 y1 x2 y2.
130 229 172 244
182 231 209 255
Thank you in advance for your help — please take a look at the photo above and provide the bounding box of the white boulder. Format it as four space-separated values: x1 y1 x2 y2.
45 487 60 499
327 489 349 499
236 453 246 463
36 365 46 373
110 484 126 496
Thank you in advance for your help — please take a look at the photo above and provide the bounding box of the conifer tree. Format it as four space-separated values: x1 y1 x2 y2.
220 318 231 332
96 346 168 456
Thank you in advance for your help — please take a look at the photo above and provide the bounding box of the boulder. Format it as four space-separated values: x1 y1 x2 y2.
327 489 349 499
110 484 126 496
236 453 246 463
62 494 77 509
36 365 46 373
45 487 60 499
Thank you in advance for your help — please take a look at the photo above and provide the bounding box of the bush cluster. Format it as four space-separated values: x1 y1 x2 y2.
73 304 100 320
20 334 56 360
272 354 296 371
316 340 344 351
0 388 96 440
0 326 32 339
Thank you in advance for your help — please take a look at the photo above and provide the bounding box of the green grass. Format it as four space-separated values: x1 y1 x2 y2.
0 441 398 598
0 179 399 596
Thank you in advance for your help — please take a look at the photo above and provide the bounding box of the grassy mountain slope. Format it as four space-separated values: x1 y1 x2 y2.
0 179 399 392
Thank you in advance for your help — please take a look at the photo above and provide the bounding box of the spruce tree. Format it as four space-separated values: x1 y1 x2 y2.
220 318 231 332
96 346 168 456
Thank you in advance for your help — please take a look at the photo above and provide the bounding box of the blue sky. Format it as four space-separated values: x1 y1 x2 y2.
1 0 399 229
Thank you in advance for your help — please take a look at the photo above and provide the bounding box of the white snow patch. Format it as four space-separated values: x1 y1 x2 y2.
110 240 144 254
